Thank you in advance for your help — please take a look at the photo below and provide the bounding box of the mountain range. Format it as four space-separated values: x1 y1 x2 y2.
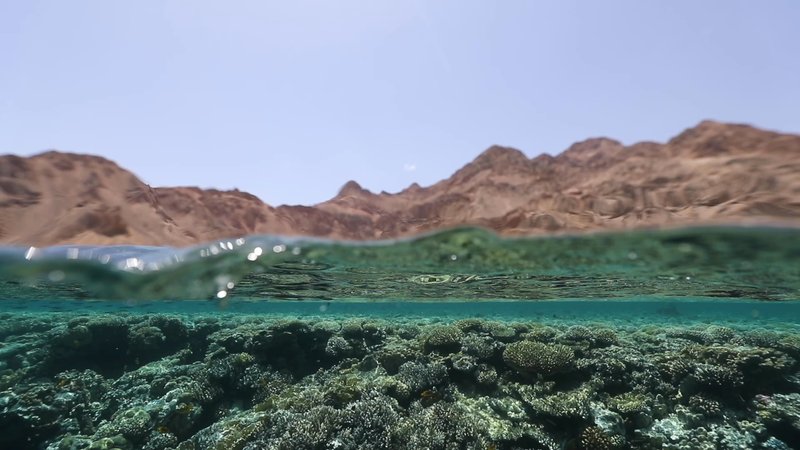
1 120 798 246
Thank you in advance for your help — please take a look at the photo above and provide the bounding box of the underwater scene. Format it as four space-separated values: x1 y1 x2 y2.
2 226 800 450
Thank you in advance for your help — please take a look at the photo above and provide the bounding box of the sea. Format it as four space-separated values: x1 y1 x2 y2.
1 226 799 450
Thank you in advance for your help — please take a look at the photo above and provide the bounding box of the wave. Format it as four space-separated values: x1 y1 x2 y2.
1 227 799 301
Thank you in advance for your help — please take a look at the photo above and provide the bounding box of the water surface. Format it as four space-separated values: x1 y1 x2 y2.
1 227 799 450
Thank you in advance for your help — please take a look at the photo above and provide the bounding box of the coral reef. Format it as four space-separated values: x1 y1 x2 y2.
0 312 798 449
502 341 575 376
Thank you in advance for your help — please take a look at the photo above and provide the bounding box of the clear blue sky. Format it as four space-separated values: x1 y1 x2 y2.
2 1 798 205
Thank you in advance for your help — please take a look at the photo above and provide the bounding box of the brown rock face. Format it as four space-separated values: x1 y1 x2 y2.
1 120 799 246
0 152 192 245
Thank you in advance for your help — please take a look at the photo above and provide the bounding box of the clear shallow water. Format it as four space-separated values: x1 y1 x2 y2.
1 226 799 301
2 227 800 450
3 298 800 329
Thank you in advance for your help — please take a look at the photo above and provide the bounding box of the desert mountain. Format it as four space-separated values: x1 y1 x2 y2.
1 120 799 246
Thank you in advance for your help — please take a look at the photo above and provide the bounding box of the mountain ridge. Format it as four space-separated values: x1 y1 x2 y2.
1 120 799 246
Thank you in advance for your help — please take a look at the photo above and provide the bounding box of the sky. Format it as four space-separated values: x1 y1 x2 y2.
1 1 798 206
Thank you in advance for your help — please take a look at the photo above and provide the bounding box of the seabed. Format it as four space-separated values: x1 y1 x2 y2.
1 299 800 450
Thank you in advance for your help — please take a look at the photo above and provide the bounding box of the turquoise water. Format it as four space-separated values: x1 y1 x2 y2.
1 227 799 449
2 226 799 301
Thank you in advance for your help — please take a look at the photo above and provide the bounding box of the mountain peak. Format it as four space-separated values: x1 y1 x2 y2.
559 137 623 161
32 150 123 169
695 119 724 129
667 120 783 157
404 182 422 193
668 119 728 143
473 146 529 165
446 145 531 183
337 180 371 197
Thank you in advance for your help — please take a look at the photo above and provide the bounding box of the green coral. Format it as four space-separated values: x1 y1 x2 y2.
88 434 132 450
503 341 575 376
706 326 736 343
607 391 650 415
514 384 593 419
324 336 354 359
110 407 151 442
396 360 447 395
449 395 558 449
475 364 498 386
394 401 490 449
423 325 463 353
453 318 484 332
562 325 595 343
755 393 800 434
523 325 558 342
688 395 723 417
450 353 477 375
178 411 268 450
375 343 419 374
579 426 623 450
460 334 498 360
484 321 517 341
592 327 619 347
689 363 744 393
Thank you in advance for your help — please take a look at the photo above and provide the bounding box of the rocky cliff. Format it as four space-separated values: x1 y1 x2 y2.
1 120 798 246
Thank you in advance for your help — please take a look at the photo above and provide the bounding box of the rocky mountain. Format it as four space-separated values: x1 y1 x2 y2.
1 120 798 246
